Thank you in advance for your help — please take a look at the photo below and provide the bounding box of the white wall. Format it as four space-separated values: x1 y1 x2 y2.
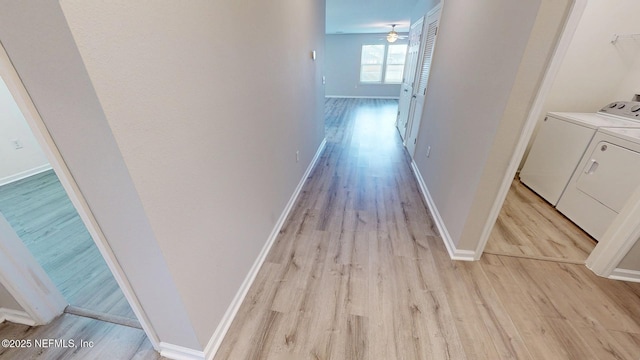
547 0 640 111
520 0 640 169
59 0 326 350
325 33 406 98
411 0 573 250
546 0 640 111
0 76 49 185
614 52 640 100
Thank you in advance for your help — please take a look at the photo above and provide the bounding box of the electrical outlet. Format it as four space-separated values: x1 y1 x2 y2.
426 146 431 158
322 76 326 85
11 139 23 150
296 150 299 163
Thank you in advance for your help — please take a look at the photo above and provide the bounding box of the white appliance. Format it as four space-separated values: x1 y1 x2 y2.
557 126 640 240
520 102 640 206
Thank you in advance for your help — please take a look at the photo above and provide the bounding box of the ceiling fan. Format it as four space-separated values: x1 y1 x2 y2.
383 25 408 43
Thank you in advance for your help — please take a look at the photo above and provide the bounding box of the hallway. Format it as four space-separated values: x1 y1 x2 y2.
215 98 640 360
1 98 639 359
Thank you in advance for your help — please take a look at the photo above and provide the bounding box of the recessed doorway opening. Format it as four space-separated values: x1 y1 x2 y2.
0 74 137 326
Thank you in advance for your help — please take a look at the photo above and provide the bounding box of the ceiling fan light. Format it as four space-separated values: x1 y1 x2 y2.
387 30 399 43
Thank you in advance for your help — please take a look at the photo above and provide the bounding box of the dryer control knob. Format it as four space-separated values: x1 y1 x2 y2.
618 104 626 109
632 105 640 112
609 103 618 108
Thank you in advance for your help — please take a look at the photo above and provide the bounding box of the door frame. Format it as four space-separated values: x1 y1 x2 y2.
475 0 638 280
0 43 160 348
586 183 640 278
0 212 67 325
471 1 584 253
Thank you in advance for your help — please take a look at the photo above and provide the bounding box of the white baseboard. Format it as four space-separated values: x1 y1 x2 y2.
0 308 36 326
410 160 476 261
609 268 640 283
0 164 52 187
159 342 205 360
203 139 327 359
325 95 400 99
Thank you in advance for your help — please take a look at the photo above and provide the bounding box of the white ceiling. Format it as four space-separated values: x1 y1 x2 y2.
326 0 418 34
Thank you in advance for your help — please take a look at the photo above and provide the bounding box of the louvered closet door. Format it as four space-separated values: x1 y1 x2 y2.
397 16 423 141
406 5 440 157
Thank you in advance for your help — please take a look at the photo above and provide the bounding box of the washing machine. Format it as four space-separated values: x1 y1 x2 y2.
520 101 640 206
557 127 640 241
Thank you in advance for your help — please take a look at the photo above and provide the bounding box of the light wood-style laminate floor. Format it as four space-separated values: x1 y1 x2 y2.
214 98 640 360
485 178 596 263
0 170 135 319
0 314 161 359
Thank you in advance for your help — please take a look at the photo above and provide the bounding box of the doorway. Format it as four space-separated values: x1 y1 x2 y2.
0 75 136 322
483 178 596 263
481 0 640 275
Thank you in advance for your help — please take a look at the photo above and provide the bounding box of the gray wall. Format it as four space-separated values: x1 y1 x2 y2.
325 33 406 98
0 283 22 312
411 0 573 250
0 0 200 350
0 0 325 350
619 238 640 271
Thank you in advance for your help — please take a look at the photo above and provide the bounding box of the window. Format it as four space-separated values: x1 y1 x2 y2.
360 44 407 84
384 45 408 83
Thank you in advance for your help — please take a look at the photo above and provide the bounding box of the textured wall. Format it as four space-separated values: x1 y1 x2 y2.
411 0 573 251
60 0 326 347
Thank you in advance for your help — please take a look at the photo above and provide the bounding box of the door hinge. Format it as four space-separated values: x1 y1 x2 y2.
435 27 438 35
397 110 400 116
414 138 417 144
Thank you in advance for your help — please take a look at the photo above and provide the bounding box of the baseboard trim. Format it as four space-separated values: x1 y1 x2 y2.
0 164 52 187
203 138 327 359
483 250 585 265
159 342 205 360
410 160 476 261
325 95 400 100
609 268 640 283
0 308 36 326
64 305 142 329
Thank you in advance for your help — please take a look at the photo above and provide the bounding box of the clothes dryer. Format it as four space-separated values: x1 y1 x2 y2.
520 101 640 206
557 127 640 240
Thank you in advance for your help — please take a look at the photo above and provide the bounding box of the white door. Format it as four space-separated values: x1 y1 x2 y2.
406 5 441 157
397 17 423 141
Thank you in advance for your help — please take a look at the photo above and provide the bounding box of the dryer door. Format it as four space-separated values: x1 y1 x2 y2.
576 141 640 212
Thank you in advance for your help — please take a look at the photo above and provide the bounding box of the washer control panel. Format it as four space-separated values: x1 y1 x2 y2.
599 101 640 119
